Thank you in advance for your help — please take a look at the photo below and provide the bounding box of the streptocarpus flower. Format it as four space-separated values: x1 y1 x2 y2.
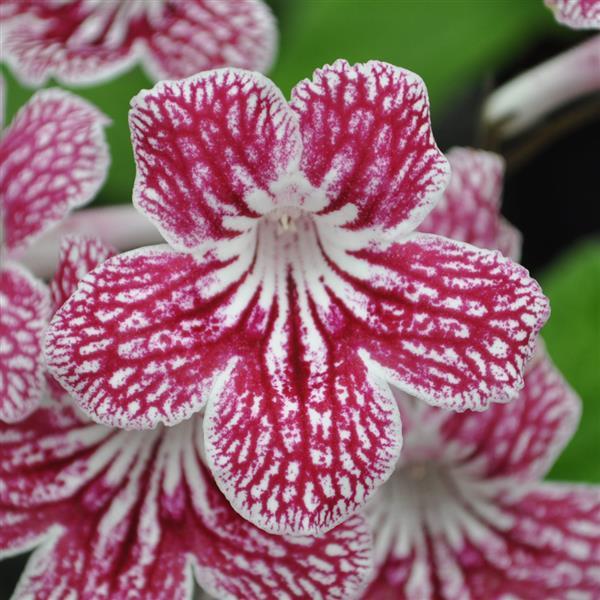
419 147 521 261
364 345 600 599
0 88 109 422
0 236 373 600
1 0 277 87
45 61 550 536
545 0 600 29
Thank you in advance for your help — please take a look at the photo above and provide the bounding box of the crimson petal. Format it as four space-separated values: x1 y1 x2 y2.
437 344 581 482
0 89 109 252
129 70 301 253
2 0 277 87
332 234 549 410
0 263 50 423
50 235 117 311
419 148 522 261
545 0 600 29
1 408 373 599
291 60 450 239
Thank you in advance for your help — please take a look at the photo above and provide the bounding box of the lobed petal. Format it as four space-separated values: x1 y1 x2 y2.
0 263 50 423
1 408 373 599
291 59 450 240
0 89 109 252
129 69 302 253
329 233 549 411
2 0 277 88
45 245 251 429
205 341 401 535
419 148 522 261
545 0 600 29
50 235 116 311
143 0 278 81
437 344 581 482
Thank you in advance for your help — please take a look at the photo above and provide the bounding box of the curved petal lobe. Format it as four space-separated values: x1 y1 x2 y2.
0 89 109 252
2 0 278 87
0 263 50 423
50 235 116 311
205 346 401 535
129 69 301 252
438 344 581 482
291 59 450 239
545 0 600 29
419 147 522 261
45 245 254 429
328 233 549 410
143 0 278 80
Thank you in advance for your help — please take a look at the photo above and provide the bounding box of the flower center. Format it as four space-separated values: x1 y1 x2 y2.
265 206 306 234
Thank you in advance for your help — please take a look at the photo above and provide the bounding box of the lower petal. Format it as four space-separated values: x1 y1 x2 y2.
205 345 402 536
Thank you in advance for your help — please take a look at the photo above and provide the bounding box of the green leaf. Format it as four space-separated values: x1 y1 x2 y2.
542 241 600 483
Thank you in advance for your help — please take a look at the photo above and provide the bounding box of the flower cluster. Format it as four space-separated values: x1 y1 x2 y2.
1 1 598 599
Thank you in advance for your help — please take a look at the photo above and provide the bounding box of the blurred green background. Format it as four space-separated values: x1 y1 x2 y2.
1 0 598 494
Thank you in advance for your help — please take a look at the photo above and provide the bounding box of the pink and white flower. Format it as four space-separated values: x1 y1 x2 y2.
1 235 373 600
364 346 600 599
45 61 550 536
1 0 277 87
545 0 600 29
0 88 109 422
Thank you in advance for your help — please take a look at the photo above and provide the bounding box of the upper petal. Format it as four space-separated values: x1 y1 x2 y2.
323 232 549 411
0 89 109 252
143 0 278 80
129 69 302 253
0 263 50 423
419 147 522 261
290 59 450 240
545 0 600 29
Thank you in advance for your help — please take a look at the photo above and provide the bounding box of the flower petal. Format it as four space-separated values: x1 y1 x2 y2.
50 235 116 311
291 59 450 239
129 69 301 253
143 0 278 80
2 0 277 87
367 482 600 599
0 263 50 423
0 89 109 252
545 0 600 29
437 343 581 482
205 344 401 535
328 233 549 410
1 2 136 87
419 148 522 261
1 409 373 599
45 245 250 429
